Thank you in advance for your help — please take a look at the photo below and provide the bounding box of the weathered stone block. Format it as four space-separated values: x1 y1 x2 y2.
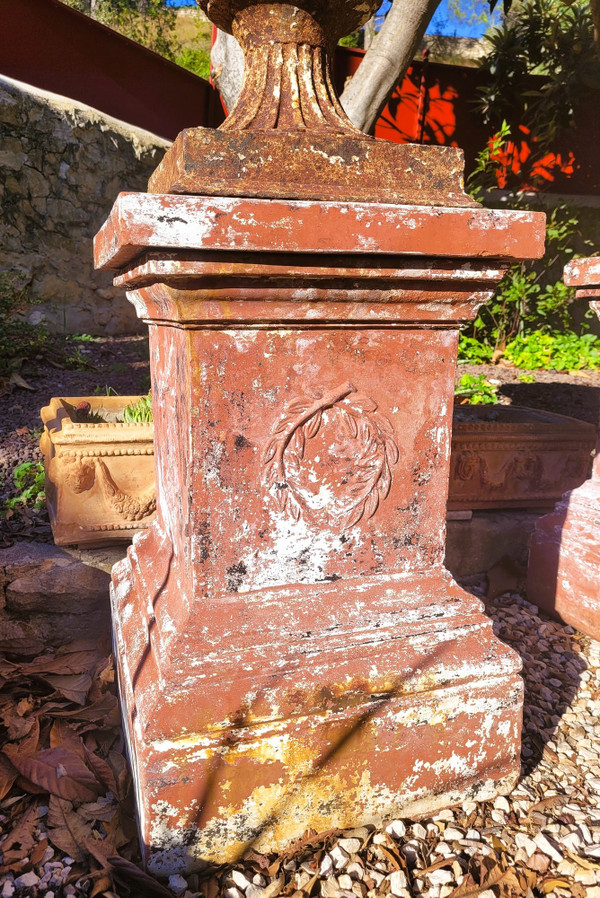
0 541 111 649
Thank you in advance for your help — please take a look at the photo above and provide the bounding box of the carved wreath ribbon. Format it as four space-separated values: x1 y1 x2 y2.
263 381 399 530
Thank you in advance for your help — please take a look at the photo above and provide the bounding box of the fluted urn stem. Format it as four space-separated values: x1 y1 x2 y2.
219 4 361 134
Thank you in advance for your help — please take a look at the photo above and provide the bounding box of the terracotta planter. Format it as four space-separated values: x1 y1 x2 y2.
448 405 596 511
40 396 155 546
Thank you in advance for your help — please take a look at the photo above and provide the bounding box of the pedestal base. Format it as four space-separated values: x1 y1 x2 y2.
528 478 600 638
112 526 523 875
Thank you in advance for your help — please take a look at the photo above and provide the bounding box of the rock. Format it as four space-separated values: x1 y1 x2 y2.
533 832 563 863
319 855 334 876
1 880 15 898
223 889 244 898
168 874 189 895
4 543 110 614
0 618 44 656
231 871 253 890
435 809 455 822
0 541 112 648
388 870 408 895
514 833 536 855
14 872 40 889
386 820 406 838
246 887 266 898
320 881 341 898
443 827 464 841
428 869 453 886
330 845 350 870
346 861 364 880
338 839 361 856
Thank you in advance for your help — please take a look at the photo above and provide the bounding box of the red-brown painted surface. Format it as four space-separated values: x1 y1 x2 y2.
0 0 223 140
95 0 545 874
527 257 600 637
448 406 596 512
336 48 600 196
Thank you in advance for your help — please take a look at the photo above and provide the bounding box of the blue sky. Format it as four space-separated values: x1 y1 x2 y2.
166 0 501 38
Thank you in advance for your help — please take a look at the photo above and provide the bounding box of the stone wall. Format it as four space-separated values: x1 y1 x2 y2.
0 75 170 335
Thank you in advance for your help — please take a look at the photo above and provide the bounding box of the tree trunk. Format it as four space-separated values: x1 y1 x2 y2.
591 0 600 61
210 30 245 114
340 0 442 133
363 15 377 50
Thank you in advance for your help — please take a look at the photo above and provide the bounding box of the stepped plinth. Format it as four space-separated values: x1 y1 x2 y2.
95 0 545 874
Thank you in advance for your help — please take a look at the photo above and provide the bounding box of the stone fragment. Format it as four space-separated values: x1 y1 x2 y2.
514 832 536 855
443 828 464 841
231 871 253 890
0 540 111 648
14 872 40 889
428 869 453 886
168 874 189 895
387 870 408 894
338 839 361 856
319 856 334 876
330 846 350 870
247 886 266 898
533 833 563 863
386 820 407 839
346 862 364 880
320 881 341 898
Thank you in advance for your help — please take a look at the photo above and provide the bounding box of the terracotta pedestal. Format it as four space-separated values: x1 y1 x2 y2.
95 0 545 875
528 258 600 637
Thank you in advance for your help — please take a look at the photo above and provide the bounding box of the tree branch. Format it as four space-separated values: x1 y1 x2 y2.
340 0 442 133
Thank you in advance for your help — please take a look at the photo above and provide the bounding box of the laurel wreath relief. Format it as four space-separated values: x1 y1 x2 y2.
263 381 399 530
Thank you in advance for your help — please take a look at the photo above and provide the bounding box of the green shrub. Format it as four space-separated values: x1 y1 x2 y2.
504 331 600 370
176 47 211 80
123 393 153 423
455 373 499 404
4 461 46 512
0 273 89 378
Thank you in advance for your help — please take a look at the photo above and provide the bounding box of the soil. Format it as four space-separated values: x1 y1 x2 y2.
458 361 600 427
0 336 599 545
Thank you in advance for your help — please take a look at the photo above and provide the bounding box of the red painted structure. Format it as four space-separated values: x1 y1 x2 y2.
336 47 600 196
0 0 223 140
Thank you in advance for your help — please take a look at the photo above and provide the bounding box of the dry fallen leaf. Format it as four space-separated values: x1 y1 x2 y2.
4 745 102 802
47 795 93 863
